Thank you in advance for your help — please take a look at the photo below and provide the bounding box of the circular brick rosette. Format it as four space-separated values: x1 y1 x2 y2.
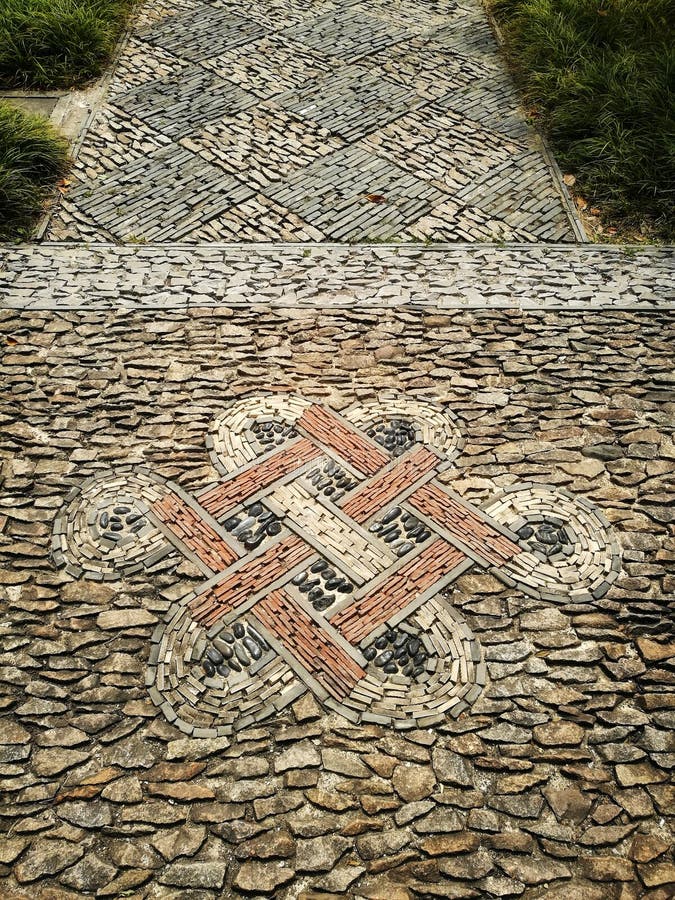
207 394 312 476
343 393 465 464
52 468 177 580
483 483 622 601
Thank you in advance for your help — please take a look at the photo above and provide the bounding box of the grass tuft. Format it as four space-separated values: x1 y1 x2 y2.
490 0 675 238
0 102 70 240
0 0 133 88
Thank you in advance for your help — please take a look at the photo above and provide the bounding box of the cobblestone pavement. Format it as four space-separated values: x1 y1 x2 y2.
1 242 673 309
1 306 673 898
43 0 584 243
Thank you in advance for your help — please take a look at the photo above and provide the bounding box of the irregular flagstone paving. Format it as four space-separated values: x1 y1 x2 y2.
1 306 674 898
1 242 673 309
42 0 584 243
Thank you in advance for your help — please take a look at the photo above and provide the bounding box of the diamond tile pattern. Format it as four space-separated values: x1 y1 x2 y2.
435 76 531 141
182 106 344 189
138 5 271 61
281 5 411 61
263 145 446 240
46 0 581 243
274 65 422 142
201 36 340 101
362 104 526 193
114 66 258 140
68 145 254 241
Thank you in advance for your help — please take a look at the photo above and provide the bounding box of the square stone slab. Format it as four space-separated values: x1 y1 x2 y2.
261 144 447 240
67 145 254 242
366 41 500 102
454 149 578 242
113 66 258 140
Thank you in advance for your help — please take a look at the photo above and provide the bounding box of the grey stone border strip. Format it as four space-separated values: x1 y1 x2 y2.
1 242 672 309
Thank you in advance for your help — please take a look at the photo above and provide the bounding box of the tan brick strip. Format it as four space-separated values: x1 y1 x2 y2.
152 493 238 572
409 482 521 567
197 438 322 518
341 446 440 523
332 540 467 644
298 404 389 475
189 535 311 626
255 589 365 701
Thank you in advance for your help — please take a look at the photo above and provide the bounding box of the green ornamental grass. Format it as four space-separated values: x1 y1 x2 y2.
0 102 70 240
491 0 674 236
0 0 132 88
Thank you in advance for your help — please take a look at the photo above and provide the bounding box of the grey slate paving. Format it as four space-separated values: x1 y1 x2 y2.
67 146 255 241
279 5 411 61
113 66 259 140
263 146 447 241
272 65 422 142
44 0 584 243
138 4 272 61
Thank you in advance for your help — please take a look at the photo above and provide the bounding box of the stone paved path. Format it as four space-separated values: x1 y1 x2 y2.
1 0 674 898
1 242 673 308
1 306 674 899
43 0 584 243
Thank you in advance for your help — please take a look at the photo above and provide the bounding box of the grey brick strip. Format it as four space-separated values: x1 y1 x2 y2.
0 242 672 310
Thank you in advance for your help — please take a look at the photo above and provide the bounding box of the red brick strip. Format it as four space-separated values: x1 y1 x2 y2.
255 589 365 701
409 482 521 567
298 405 389 476
197 438 321 519
189 535 311 626
332 540 466 644
152 494 238 572
341 446 439 523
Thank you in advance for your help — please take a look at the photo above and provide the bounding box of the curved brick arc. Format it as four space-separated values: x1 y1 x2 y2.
483 483 622 601
53 394 622 733
207 393 313 475
53 468 183 580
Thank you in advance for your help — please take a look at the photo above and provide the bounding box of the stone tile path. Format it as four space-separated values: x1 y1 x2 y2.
43 0 584 243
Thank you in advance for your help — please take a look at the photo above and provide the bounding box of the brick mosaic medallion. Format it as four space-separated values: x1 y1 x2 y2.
53 394 621 735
